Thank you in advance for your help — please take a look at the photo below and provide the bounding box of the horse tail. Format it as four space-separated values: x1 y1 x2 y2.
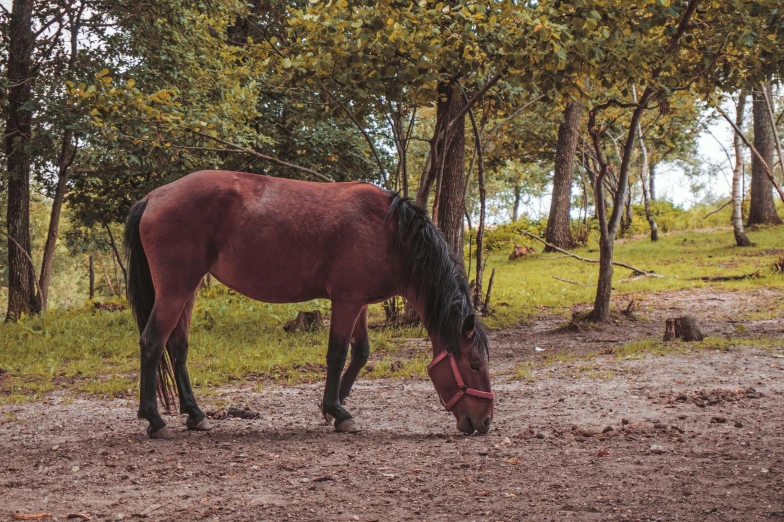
124 199 154 334
124 199 177 411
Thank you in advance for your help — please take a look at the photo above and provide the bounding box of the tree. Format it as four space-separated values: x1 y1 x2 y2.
4 0 38 321
747 84 783 226
731 92 752 246
544 100 581 251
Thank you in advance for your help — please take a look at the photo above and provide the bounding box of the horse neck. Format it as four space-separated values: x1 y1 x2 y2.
400 287 449 359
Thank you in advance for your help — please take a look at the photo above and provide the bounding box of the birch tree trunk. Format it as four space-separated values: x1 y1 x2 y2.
732 92 752 246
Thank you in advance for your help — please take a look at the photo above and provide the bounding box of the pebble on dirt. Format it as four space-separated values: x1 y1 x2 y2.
649 444 665 454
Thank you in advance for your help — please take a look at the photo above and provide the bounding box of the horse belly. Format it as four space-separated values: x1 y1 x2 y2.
209 247 329 303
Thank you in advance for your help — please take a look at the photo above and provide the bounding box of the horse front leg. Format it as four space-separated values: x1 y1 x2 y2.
339 306 369 404
322 301 365 433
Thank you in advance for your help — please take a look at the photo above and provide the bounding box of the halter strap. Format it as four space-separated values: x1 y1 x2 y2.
427 350 495 412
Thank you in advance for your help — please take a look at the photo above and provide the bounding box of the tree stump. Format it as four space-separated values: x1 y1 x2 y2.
284 311 325 333
663 316 705 342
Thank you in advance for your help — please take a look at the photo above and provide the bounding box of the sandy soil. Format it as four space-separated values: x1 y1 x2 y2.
2 288 784 521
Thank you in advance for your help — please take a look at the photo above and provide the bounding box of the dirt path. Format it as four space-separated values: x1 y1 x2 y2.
2 288 784 521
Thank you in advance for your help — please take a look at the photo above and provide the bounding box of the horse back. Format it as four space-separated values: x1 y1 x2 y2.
140 171 402 303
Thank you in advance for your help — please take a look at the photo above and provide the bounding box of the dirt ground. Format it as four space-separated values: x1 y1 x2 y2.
2 288 784 521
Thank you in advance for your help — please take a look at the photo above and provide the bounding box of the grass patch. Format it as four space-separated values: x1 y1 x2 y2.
481 225 784 328
0 291 425 404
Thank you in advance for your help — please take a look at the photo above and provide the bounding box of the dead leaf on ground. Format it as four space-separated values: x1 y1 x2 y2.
13 514 52 521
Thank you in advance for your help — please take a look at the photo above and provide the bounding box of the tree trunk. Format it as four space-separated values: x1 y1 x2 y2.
102 219 128 290
467 104 488 311
512 184 521 222
89 254 95 300
747 84 783 226
634 85 658 241
588 87 654 322
38 130 76 310
5 0 38 321
732 92 752 247
434 82 466 262
621 180 633 235
37 5 84 310
544 101 581 251
649 166 656 201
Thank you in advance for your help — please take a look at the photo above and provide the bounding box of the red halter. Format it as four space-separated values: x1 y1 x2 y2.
427 350 495 411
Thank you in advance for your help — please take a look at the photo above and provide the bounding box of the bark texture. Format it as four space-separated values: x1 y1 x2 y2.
544 101 581 251
747 84 783 226
5 0 39 321
433 82 466 262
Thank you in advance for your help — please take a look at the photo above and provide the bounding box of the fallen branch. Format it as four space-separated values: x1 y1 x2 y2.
689 270 761 282
518 230 664 278
552 276 590 287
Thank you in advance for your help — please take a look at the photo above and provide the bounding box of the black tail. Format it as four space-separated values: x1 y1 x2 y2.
124 199 154 334
124 199 177 411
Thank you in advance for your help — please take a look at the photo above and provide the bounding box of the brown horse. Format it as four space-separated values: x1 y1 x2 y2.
124 170 494 439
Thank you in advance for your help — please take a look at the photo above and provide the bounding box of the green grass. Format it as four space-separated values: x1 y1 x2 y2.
480 225 784 327
2 225 784 403
0 290 427 404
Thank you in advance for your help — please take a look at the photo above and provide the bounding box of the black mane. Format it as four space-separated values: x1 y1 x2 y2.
387 193 488 360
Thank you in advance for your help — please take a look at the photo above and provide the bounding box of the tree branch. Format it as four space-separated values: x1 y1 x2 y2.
190 132 333 182
324 89 388 184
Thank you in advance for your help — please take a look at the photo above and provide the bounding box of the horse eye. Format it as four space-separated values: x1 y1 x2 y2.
470 362 481 372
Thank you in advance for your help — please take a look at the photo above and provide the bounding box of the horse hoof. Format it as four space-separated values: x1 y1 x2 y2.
148 425 174 440
187 417 213 431
335 419 361 433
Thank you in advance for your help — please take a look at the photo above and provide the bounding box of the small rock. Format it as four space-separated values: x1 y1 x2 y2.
534 346 545 352
621 418 630 426
501 437 511 445
710 417 727 424
734 421 743 428
595 449 610 457
602 426 613 433
649 444 665 454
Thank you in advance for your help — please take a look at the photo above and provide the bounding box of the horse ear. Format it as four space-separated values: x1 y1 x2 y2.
461 314 476 339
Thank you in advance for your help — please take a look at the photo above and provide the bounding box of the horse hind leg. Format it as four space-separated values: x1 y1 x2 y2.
138 292 195 439
170 293 211 432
